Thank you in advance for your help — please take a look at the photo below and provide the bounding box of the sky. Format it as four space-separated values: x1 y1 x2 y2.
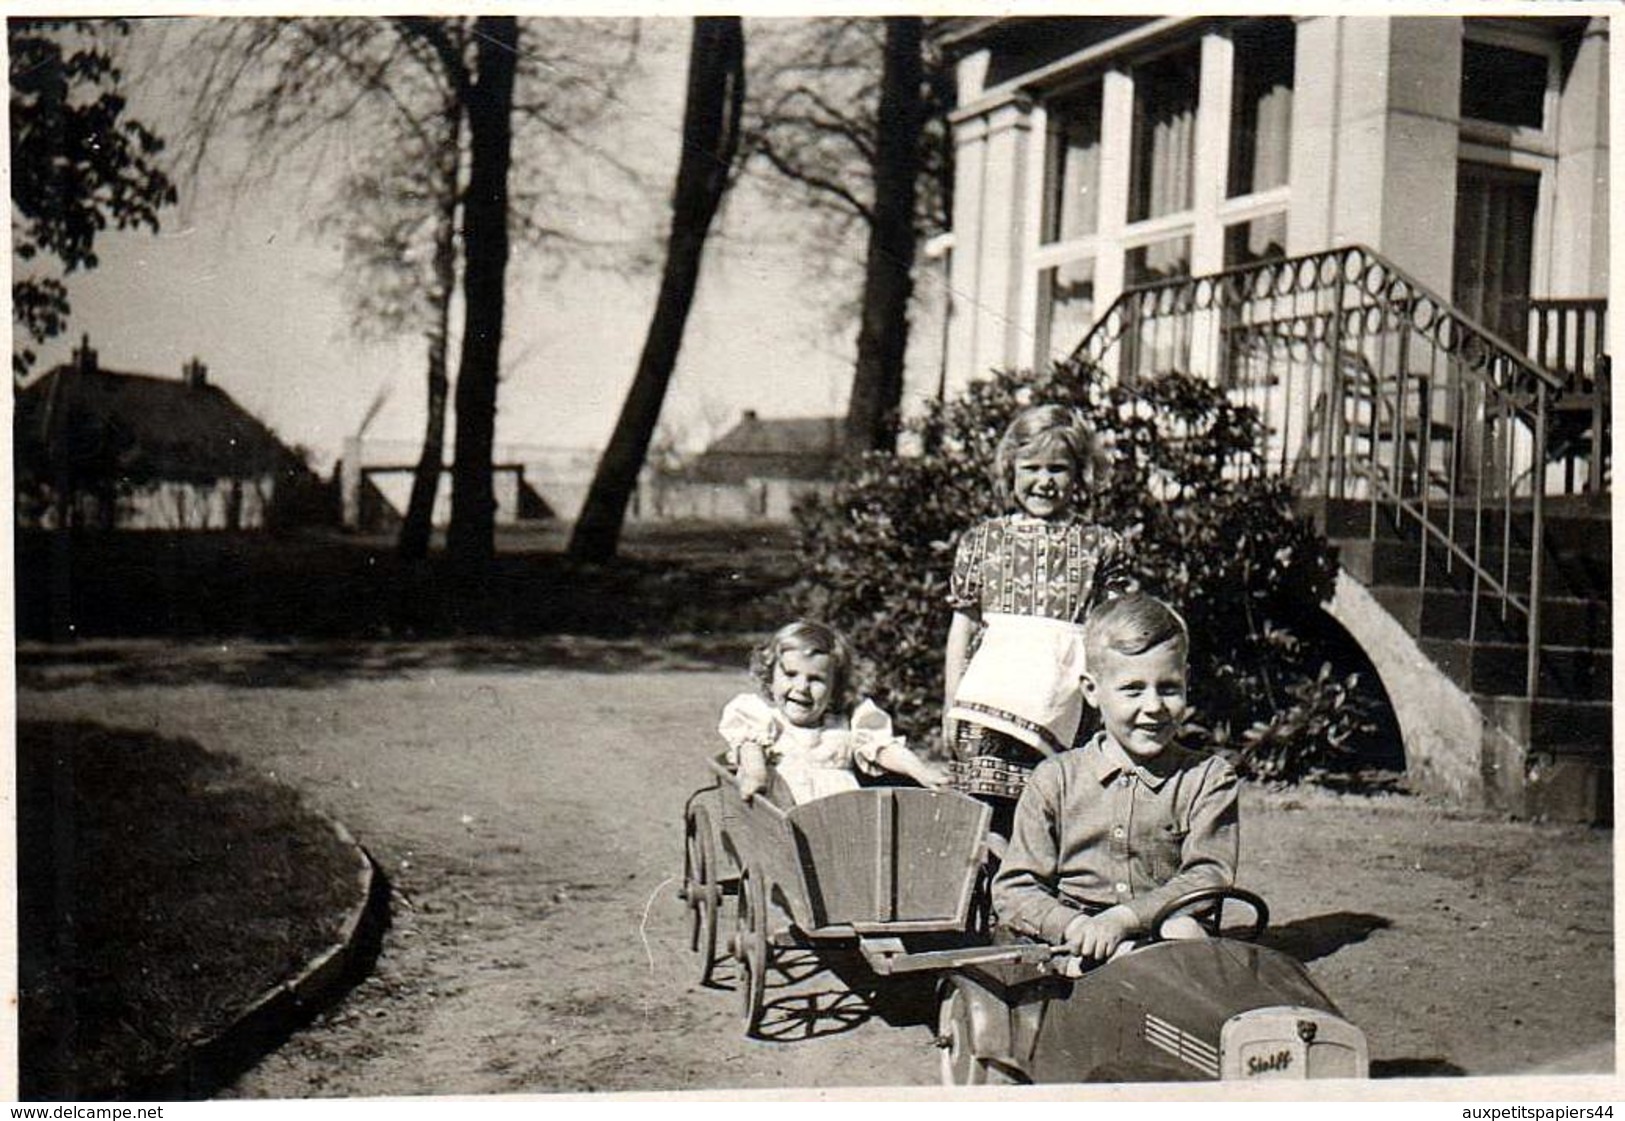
21 16 951 473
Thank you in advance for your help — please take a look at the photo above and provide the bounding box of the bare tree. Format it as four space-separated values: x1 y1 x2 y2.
568 17 745 563
173 16 640 568
740 17 953 451
316 29 465 560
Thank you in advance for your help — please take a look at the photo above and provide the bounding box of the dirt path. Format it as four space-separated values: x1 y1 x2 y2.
17 639 1614 1094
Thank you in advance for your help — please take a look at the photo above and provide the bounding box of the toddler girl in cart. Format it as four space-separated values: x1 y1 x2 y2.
943 404 1134 840
720 620 949 806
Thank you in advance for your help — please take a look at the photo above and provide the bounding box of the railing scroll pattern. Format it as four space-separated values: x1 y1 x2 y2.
1069 245 1572 701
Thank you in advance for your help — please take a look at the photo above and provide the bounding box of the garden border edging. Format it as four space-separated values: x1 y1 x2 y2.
130 815 389 1101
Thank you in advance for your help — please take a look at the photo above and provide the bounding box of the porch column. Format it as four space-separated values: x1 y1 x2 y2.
1288 16 1462 294
944 98 1036 394
1551 17 1609 298
1188 32 1235 381
974 98 1036 381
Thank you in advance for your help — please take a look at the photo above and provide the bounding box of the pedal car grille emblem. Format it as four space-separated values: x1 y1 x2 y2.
1144 1014 1220 1078
1297 1020 1318 1043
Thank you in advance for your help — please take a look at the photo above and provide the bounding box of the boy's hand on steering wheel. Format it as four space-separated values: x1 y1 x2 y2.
1158 914 1209 941
1062 906 1137 962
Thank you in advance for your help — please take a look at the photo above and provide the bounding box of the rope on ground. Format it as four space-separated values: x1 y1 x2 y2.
640 875 676 974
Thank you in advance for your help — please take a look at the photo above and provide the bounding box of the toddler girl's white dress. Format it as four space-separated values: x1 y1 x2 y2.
717 693 901 804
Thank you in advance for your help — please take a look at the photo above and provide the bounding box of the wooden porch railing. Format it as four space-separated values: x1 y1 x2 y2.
1524 297 1609 495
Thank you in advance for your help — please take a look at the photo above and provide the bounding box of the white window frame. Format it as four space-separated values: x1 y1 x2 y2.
1458 20 1563 159
1457 20 1564 301
1027 22 1295 368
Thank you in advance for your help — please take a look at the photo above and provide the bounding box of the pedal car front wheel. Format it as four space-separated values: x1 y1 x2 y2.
938 981 1000 1086
683 802 721 985
734 864 768 1035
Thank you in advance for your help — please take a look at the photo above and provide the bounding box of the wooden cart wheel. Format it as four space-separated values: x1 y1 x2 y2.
682 802 720 985
734 865 768 1035
938 981 997 1086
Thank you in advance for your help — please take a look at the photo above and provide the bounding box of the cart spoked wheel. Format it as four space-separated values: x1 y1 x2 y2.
682 802 720 985
734 865 769 1035
938 981 992 1086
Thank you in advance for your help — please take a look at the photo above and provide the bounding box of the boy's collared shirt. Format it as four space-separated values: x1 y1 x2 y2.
992 731 1239 945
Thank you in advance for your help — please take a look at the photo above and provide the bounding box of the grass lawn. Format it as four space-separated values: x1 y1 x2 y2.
14 520 799 1099
15 721 362 1101
14 521 799 642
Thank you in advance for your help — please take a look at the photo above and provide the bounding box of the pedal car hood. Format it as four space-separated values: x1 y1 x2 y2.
1095 938 1341 1035
1025 939 1351 1083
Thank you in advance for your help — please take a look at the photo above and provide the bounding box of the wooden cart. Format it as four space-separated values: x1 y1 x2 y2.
680 757 1068 1036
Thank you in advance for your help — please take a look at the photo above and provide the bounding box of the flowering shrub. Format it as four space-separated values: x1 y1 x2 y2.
792 360 1379 782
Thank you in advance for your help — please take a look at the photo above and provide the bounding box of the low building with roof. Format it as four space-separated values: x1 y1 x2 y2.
688 410 845 484
14 337 324 531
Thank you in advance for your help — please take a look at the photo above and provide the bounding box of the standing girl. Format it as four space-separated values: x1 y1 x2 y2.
943 404 1133 835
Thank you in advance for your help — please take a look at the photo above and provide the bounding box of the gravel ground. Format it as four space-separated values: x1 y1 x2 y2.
16 636 1615 1096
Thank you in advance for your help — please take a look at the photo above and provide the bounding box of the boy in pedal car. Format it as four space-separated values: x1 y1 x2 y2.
992 593 1239 961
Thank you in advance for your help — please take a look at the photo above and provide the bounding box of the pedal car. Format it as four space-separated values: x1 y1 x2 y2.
681 762 1370 1085
938 887 1371 1085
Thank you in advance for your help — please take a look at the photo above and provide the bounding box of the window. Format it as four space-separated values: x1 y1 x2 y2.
1460 39 1548 129
1223 213 1288 269
1025 24 1296 377
1125 235 1192 285
1128 46 1200 222
1037 258 1097 359
1042 83 1103 244
1228 20 1294 197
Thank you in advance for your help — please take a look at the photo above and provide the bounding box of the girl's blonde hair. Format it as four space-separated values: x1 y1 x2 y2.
750 620 856 711
992 404 1102 510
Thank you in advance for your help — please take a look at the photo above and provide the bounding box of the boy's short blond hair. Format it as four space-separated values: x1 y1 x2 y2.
750 620 856 709
1082 593 1189 666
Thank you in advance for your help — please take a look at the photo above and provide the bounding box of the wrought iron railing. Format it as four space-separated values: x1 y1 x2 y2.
1069 245 1573 701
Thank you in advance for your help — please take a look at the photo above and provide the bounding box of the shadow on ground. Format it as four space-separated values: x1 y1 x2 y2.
16 720 382 1100
15 523 796 655
702 947 938 1045
17 633 759 691
1259 912 1393 964
1371 1058 1468 1078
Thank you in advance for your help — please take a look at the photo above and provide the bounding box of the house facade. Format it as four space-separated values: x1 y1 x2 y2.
936 15 1612 822
15 338 322 531
939 15 1608 387
666 410 844 520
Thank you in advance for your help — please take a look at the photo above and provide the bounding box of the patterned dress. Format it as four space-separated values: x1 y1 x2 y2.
946 514 1131 805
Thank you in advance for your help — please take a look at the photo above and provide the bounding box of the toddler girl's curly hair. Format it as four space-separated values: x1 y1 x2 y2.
750 621 857 711
992 403 1106 510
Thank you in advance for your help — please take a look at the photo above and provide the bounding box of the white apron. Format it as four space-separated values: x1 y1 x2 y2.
949 613 1088 756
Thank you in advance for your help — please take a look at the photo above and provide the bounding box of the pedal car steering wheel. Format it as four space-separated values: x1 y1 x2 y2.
1145 886 1269 943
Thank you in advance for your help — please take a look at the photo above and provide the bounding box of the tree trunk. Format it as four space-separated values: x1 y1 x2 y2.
445 15 516 573
845 16 924 454
397 99 463 561
568 17 745 563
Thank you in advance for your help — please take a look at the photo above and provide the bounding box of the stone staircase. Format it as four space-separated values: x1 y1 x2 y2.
1320 496 1612 823
1069 245 1609 823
